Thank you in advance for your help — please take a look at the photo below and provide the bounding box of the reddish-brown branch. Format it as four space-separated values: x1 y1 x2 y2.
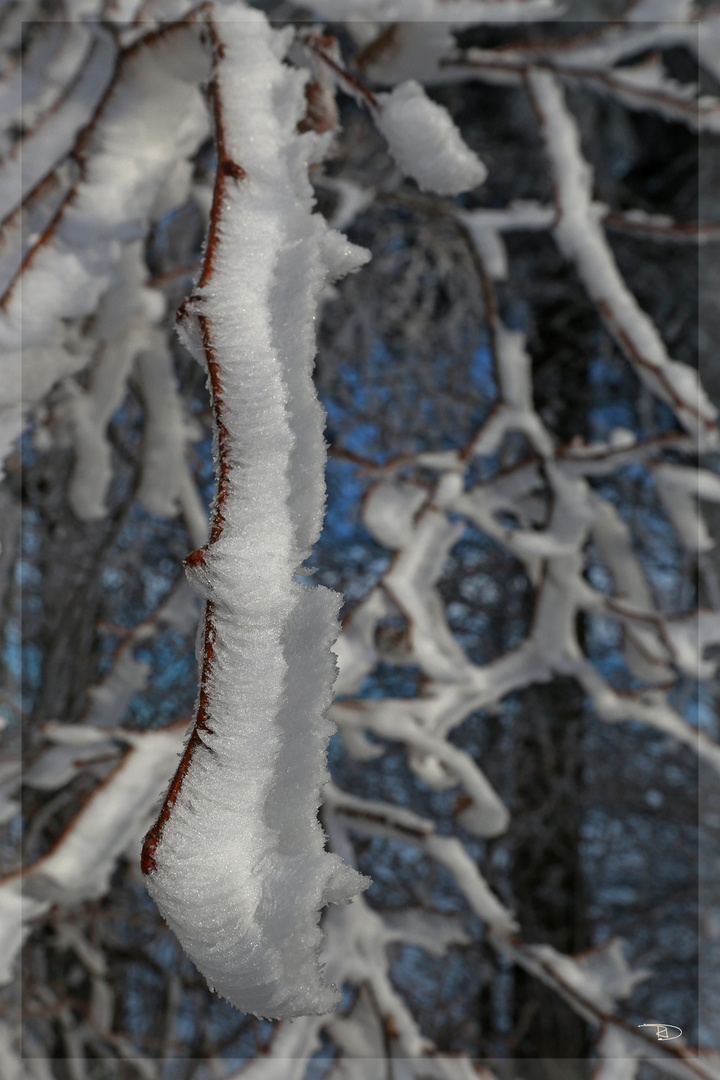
2 187 77 307
569 65 719 128
197 72 246 292
299 31 379 111
0 153 70 242
332 803 430 841
140 602 216 874
445 50 718 131
142 15 246 875
199 313 233 545
604 213 720 243
147 261 201 290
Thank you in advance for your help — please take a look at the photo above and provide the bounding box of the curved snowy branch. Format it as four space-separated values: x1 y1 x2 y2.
140 5 369 1020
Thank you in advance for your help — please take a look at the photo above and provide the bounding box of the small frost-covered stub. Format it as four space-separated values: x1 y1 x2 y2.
375 79 487 195
142 6 368 1020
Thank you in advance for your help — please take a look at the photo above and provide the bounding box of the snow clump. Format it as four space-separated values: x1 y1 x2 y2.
375 79 487 195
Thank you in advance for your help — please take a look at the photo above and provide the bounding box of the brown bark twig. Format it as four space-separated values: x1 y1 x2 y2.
141 12 245 876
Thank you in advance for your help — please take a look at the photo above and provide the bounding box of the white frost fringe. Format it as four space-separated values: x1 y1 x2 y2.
145 5 368 1020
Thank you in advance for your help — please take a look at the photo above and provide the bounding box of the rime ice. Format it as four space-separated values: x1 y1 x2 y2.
143 6 368 1020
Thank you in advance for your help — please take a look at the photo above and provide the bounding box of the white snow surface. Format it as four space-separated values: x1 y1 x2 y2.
146 5 368 1020
375 80 486 195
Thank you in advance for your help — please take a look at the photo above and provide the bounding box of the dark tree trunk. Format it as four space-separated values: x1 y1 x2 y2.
509 676 591 1058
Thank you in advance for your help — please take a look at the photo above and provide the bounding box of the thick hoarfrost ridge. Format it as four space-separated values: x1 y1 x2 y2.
142 5 369 1020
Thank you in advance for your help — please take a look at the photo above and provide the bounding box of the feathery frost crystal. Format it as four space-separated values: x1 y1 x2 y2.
143 6 368 1020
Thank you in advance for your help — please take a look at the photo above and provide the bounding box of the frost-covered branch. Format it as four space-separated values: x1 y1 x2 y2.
140 5 369 1020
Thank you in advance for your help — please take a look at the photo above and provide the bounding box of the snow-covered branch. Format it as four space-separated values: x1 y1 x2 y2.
140 5 370 1020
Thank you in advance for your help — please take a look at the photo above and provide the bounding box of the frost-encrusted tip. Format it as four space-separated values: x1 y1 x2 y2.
375 80 487 196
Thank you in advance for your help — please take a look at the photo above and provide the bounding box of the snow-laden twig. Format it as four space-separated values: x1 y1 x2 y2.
0 163 75 296
0 721 188 986
299 32 486 196
141 4 369 1020
0 19 210 474
526 66 717 445
0 26 116 220
446 45 720 133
